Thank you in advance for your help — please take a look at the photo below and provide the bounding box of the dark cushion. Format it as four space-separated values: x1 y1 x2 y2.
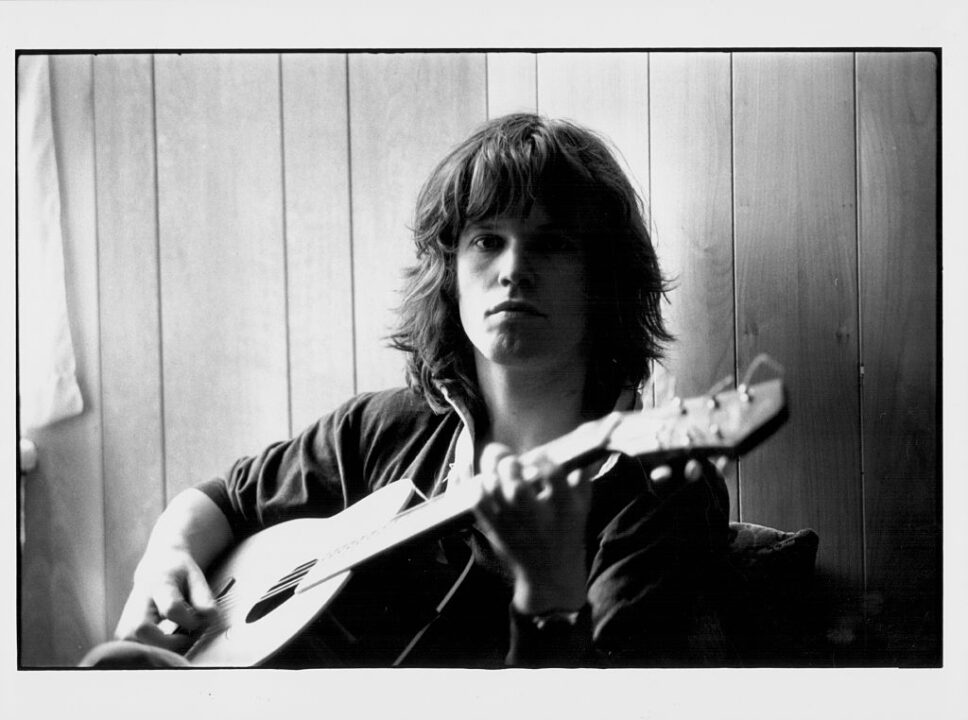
718 522 820 665
727 522 819 592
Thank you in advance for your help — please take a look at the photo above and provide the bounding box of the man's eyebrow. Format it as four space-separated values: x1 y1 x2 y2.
463 221 497 230
460 220 572 233
532 222 580 237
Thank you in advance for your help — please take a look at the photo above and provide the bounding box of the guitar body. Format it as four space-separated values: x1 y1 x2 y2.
185 479 418 667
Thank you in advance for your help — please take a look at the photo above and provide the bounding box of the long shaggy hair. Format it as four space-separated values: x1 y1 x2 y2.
388 113 671 415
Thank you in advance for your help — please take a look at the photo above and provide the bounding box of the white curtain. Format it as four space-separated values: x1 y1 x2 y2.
17 55 84 432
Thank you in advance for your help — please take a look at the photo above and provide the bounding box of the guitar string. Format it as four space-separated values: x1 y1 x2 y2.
190 588 256 642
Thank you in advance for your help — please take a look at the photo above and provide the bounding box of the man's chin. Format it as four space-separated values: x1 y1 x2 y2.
471 332 585 371
484 344 576 372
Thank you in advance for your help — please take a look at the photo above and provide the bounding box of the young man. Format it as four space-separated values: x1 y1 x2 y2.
87 113 730 668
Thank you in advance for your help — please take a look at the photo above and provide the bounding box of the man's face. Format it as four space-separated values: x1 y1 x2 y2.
456 197 589 374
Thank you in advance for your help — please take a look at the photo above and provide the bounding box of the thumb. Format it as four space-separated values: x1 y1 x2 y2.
184 561 217 615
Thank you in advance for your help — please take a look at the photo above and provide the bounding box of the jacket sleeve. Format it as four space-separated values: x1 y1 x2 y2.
194 396 370 540
500 459 730 667
585 460 731 665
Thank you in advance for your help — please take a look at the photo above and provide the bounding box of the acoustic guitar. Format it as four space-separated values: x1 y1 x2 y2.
171 376 787 667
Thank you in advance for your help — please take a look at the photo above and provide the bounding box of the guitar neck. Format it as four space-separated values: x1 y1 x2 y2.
296 377 786 595
295 414 623 595
325 482 482 569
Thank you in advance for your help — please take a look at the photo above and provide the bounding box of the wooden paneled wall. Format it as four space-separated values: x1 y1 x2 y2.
19 51 938 667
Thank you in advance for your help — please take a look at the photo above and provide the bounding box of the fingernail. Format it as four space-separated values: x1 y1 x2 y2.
650 465 673 483
685 459 702 481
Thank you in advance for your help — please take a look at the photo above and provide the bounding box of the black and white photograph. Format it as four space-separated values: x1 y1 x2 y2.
3 2 965 719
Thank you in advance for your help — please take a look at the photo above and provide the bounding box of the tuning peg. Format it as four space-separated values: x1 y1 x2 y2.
738 384 752 403
702 374 734 411
713 455 730 474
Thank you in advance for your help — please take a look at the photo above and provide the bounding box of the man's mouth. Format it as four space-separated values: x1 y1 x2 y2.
486 300 544 317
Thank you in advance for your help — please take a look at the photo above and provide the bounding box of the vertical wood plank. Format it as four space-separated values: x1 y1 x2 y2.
21 54 106 664
536 53 650 213
348 53 487 392
649 52 737 517
486 52 537 117
92 54 166 633
281 54 354 432
857 51 939 665
733 53 863 603
154 54 289 497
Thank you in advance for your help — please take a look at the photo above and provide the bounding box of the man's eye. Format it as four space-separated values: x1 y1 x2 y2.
473 234 502 250
539 235 575 252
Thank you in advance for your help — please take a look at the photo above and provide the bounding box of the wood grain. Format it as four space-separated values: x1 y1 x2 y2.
348 53 487 392
732 53 863 598
92 54 166 632
486 53 537 117
154 54 290 497
857 51 939 664
649 52 737 517
21 55 106 665
281 54 355 432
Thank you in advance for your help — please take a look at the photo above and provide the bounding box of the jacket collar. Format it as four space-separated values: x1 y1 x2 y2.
435 380 643 492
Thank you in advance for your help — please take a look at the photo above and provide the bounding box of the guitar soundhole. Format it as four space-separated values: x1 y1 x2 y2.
245 559 318 624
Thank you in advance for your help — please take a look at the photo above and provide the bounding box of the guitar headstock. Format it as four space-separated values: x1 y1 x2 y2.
517 362 788 475
606 378 788 462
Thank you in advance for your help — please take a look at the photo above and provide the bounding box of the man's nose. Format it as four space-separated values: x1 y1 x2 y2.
498 241 535 288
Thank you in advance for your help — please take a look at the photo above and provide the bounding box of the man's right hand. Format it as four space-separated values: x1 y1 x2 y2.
114 546 217 653
111 488 233 652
